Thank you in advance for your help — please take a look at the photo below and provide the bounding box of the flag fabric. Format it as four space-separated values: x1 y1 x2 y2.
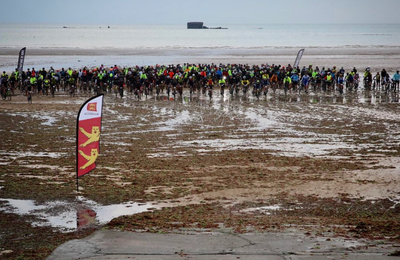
293 49 305 68
77 208 97 230
17 47 26 72
76 94 104 179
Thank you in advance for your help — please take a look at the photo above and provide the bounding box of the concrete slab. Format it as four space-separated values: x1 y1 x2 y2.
85 256 284 260
47 230 397 260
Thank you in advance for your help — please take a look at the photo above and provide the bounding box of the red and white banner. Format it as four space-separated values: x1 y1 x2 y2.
76 95 104 180
77 208 97 230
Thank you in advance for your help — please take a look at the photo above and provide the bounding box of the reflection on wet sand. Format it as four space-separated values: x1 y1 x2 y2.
142 88 400 105
0 197 158 232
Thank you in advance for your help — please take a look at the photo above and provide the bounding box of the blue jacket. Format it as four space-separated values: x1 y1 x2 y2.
291 74 299 82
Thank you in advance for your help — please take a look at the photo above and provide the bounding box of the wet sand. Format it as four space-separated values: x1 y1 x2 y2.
1 46 400 72
1 68 400 258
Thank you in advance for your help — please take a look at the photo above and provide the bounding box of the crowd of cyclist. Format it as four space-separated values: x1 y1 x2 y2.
1 63 400 101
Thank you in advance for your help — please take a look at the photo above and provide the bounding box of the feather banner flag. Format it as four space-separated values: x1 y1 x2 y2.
17 47 26 73
293 49 305 68
76 94 104 191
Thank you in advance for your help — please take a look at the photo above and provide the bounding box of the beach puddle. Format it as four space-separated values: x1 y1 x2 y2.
0 197 159 232
0 151 68 159
241 205 282 215
154 109 191 131
177 136 353 157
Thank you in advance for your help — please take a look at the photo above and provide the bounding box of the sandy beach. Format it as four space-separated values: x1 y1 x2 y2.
2 2 400 258
1 44 400 259
1 91 400 259
1 46 400 73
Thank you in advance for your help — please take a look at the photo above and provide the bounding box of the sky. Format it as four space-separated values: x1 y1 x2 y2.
1 0 400 25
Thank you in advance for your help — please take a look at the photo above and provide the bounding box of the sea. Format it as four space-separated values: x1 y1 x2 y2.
1 23 399 71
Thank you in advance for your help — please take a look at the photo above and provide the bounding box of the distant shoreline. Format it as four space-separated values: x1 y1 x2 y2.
1 46 400 56
1 46 399 73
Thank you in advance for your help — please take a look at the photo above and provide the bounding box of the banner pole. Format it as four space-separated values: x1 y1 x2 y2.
76 101 80 192
76 94 104 193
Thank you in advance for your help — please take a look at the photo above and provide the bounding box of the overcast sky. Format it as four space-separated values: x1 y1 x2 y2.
2 0 400 25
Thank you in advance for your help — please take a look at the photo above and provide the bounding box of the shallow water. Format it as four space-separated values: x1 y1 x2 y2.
0 197 158 232
242 205 282 215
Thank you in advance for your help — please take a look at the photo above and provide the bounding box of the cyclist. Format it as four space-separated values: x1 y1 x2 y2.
68 76 76 96
301 73 310 94
290 73 299 92
364 68 372 90
337 74 345 94
269 73 278 93
43 76 51 95
50 76 57 96
115 75 124 98
253 78 262 97
324 72 333 92
0 78 4 99
393 71 400 91
219 76 226 96
207 77 214 98
261 71 269 96
1 71 8 89
26 77 33 103
37 74 44 96
373 72 381 90
241 76 250 95
283 74 292 94
30 75 37 93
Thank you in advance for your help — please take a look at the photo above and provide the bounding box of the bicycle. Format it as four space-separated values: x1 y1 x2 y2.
364 78 372 91
263 84 269 96
69 85 75 97
95 85 102 96
229 84 235 95
172 86 177 99
235 83 240 95
51 85 56 97
337 83 344 95
5 87 12 101
242 83 249 96
284 82 290 95
254 86 262 99
155 84 161 96
202 84 207 95
177 85 183 97
144 85 150 99
167 84 172 98
119 86 124 98
220 83 225 96
270 81 277 94
27 90 33 103
113 85 118 98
